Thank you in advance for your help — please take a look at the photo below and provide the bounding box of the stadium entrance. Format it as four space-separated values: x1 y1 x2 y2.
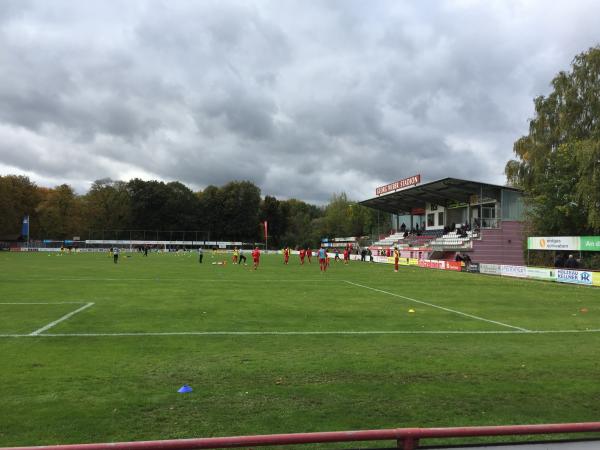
360 176 526 266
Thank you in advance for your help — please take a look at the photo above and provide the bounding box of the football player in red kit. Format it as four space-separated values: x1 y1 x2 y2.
283 247 290 264
299 248 306 264
252 247 261 270
306 248 312 263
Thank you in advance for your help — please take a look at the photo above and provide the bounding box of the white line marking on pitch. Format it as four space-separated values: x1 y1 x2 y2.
0 302 88 305
344 280 531 332
0 278 335 282
28 303 95 336
2 329 600 338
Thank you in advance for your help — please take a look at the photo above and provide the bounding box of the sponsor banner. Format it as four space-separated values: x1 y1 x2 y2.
397 258 419 266
526 267 555 281
466 262 480 273
85 240 243 246
418 259 445 269
581 236 600 251
376 174 421 196
593 272 600 287
527 236 580 251
501 265 528 278
445 261 463 271
480 263 501 276
371 255 388 264
556 269 593 285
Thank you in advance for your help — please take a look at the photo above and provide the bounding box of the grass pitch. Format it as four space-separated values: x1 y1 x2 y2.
1 251 600 447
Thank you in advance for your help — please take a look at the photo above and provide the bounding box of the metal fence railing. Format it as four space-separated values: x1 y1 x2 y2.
3 422 600 450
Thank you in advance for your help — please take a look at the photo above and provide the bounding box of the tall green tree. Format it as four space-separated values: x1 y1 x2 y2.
0 175 41 238
197 185 223 241
36 184 85 239
219 181 262 241
84 179 131 233
163 181 200 231
259 195 287 248
126 179 173 231
280 199 323 247
505 46 600 234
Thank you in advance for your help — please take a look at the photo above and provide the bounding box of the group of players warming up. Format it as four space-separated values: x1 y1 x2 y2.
112 244 402 273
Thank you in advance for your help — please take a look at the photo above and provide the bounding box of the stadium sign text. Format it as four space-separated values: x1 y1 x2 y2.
376 174 421 196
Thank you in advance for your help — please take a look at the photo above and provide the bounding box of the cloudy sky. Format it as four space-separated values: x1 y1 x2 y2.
0 0 598 203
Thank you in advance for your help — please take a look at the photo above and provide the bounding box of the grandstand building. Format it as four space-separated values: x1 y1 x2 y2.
360 176 525 265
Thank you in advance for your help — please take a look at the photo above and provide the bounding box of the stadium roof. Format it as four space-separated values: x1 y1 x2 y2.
360 177 521 214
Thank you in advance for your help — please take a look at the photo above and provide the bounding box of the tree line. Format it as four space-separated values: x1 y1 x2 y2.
0 176 388 248
505 45 600 266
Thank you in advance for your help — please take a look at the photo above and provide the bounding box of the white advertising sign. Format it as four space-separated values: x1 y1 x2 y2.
501 265 528 278
556 269 593 285
528 236 580 251
526 267 555 281
479 263 502 276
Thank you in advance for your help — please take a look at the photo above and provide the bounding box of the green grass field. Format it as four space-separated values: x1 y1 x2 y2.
1 251 600 448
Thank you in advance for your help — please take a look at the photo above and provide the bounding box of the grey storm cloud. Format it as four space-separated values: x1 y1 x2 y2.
0 0 599 203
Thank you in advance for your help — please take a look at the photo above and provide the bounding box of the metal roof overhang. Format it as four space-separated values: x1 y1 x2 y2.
360 177 521 214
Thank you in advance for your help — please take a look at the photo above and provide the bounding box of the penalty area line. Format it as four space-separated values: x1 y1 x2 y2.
28 303 95 336
344 280 531 332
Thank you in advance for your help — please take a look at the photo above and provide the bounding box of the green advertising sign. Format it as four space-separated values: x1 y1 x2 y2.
581 236 600 251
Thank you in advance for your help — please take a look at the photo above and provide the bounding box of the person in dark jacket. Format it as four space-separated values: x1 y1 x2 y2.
564 254 579 269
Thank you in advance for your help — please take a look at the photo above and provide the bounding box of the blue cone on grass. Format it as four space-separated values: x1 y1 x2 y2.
178 384 193 393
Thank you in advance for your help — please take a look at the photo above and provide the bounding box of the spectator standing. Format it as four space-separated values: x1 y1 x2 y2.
565 254 579 269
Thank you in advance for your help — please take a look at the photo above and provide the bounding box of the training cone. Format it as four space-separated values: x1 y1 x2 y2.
178 384 193 393
408 309 415 313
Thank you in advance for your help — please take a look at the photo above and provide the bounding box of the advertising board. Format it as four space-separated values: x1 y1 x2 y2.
466 262 480 273
501 265 528 278
418 259 444 269
445 261 463 271
556 269 593 285
593 272 600 287
526 267 555 281
527 236 580 251
372 256 388 264
479 263 501 276
581 236 600 251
